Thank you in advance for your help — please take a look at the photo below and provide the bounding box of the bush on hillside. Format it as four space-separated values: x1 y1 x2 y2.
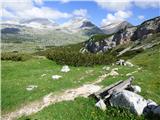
46 49 117 66
1 52 31 61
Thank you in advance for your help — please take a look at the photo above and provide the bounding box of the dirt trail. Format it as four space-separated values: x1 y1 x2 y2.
2 84 101 120
2 72 108 120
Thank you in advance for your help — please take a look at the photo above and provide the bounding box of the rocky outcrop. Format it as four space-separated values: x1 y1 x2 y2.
131 16 160 41
84 35 116 53
112 26 137 45
83 16 160 53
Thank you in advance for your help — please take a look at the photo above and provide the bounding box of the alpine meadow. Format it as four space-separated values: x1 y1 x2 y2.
1 0 160 120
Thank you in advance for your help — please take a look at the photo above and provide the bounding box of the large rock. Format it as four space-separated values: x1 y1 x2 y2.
109 90 148 115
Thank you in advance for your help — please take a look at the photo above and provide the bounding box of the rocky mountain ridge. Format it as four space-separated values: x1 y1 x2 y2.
101 21 133 35
82 16 160 53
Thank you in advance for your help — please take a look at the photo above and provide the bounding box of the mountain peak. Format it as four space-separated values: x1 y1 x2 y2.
101 20 133 34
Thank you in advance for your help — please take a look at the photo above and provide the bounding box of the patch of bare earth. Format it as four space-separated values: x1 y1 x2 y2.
2 71 109 120
2 84 102 120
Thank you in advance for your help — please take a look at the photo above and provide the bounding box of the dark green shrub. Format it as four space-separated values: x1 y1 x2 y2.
1 52 31 61
46 49 117 66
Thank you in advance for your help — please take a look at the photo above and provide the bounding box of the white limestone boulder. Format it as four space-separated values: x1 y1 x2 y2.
116 59 125 66
102 66 110 71
26 85 38 91
61 65 70 73
52 75 62 80
109 90 148 115
125 61 134 67
109 69 119 76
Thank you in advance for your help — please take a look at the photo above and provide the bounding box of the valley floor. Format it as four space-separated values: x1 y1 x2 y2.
1 46 160 120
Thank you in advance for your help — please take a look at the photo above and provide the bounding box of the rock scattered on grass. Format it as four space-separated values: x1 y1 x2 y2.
41 74 46 77
112 68 118 71
110 90 149 115
85 69 94 74
61 65 70 73
102 66 110 71
125 61 134 67
109 90 160 116
116 59 134 67
126 73 132 76
26 85 38 91
95 99 106 111
52 75 62 80
109 69 119 76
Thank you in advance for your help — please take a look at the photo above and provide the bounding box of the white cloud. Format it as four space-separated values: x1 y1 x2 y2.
1 0 71 21
16 7 71 20
73 9 88 18
94 0 133 11
138 15 145 20
101 10 132 26
134 1 159 8
95 0 159 11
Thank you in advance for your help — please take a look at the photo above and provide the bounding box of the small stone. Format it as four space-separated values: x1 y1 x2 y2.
52 75 62 80
26 85 38 91
61 65 70 73
41 74 46 77
95 99 106 111
116 59 125 66
109 70 119 76
102 66 110 71
125 61 134 67
112 68 118 71
126 73 132 76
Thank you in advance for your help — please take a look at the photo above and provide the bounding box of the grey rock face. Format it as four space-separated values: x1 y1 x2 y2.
110 90 148 115
113 26 137 45
109 90 159 117
84 16 160 53
84 35 115 53
131 16 160 41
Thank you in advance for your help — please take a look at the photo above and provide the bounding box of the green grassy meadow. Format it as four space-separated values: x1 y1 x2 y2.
2 45 160 120
1 58 103 113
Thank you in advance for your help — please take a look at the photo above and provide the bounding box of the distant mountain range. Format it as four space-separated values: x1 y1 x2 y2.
1 16 160 52
1 17 133 36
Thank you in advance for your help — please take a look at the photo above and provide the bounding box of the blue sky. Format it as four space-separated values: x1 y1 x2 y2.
2 0 160 26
